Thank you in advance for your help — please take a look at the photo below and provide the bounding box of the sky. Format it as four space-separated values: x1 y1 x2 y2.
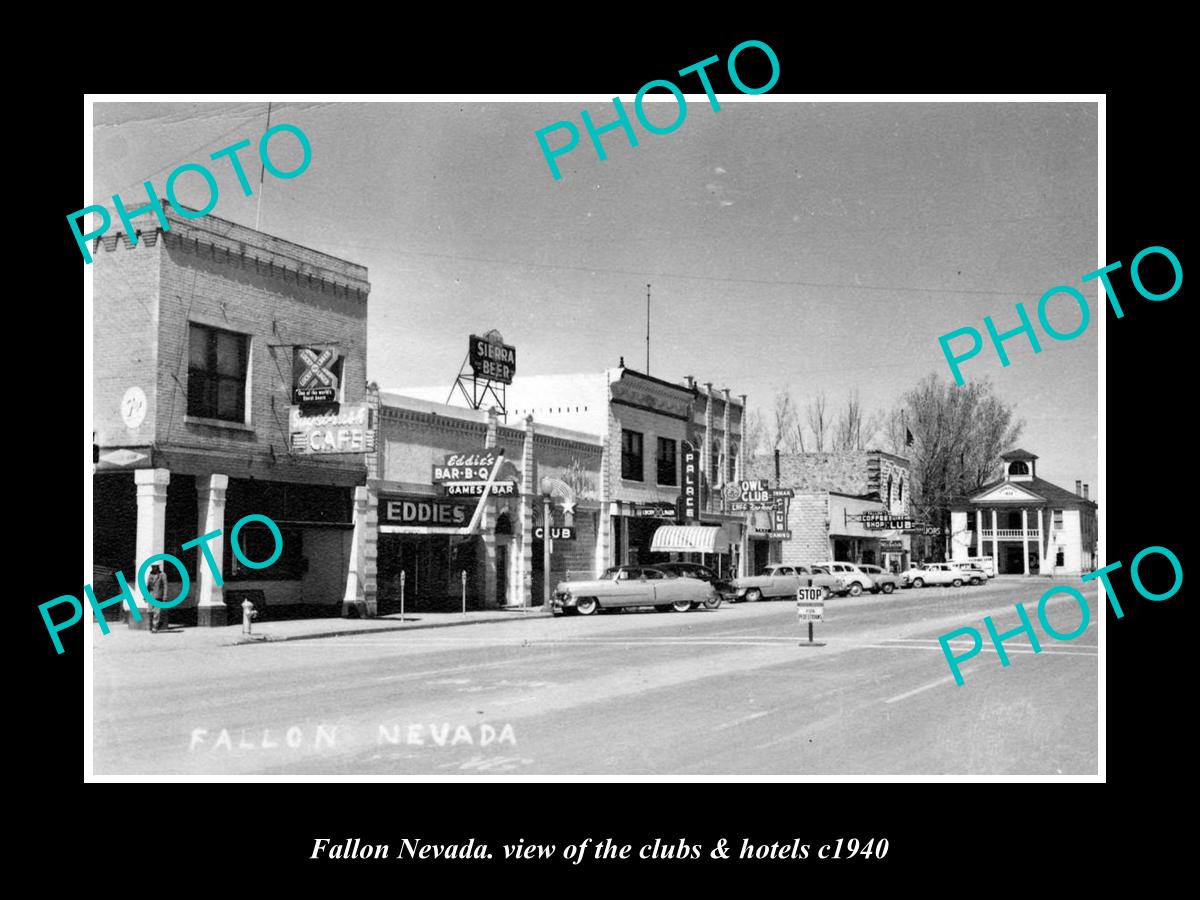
91 98 1099 497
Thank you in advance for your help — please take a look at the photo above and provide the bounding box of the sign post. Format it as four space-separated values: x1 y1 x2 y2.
796 588 826 647
461 570 467 617
400 570 406 622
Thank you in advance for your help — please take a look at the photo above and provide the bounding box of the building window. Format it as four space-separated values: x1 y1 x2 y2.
657 437 677 485
728 443 738 483
1055 547 1065 567
711 441 721 486
188 323 249 422
228 525 303 580
886 475 893 509
621 429 644 481
898 478 903 503
1009 460 1029 476
1052 509 1064 531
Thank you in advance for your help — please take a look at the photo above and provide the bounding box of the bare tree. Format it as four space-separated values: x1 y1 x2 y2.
832 389 865 451
772 389 797 451
897 373 1024 550
743 408 768 458
806 390 829 452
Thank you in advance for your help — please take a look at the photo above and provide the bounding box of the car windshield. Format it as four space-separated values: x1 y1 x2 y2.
602 567 627 580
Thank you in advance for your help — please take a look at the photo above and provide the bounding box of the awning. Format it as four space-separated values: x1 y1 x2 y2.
650 525 733 554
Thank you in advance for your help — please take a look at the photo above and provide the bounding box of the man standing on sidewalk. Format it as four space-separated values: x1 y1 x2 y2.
147 563 169 633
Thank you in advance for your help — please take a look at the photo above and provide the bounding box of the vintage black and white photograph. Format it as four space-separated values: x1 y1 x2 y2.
84 95 1101 778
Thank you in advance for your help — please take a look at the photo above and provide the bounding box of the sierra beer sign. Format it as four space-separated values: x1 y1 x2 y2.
469 334 516 384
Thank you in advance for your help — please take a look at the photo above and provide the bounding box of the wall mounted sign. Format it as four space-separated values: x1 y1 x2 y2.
682 443 700 521
289 404 375 454
292 346 344 404
120 386 147 429
381 495 475 528
629 502 676 518
534 526 576 541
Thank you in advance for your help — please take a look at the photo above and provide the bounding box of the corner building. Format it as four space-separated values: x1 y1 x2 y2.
92 209 370 626
949 449 1098 576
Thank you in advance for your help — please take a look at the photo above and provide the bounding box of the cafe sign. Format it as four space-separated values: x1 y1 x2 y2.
289 404 375 454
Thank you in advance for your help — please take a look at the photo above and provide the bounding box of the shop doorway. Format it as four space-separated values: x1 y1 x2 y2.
752 539 770 575
1001 542 1025 574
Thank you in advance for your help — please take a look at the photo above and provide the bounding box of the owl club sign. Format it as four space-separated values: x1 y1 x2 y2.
728 479 774 512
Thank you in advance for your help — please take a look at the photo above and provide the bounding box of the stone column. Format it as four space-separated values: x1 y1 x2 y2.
195 474 229 627
596 412 613 576
1036 507 1046 574
738 394 747 481
510 415 535 607
991 508 999 574
1021 507 1030 575
341 486 371 617
703 384 713 511
131 468 170 629
975 508 983 556
482 408 499 607
721 388 731 488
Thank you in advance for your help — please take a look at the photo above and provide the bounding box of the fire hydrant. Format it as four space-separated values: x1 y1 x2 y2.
242 599 258 634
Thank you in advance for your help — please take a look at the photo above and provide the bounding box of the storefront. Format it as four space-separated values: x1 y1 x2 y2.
649 522 742 578
368 390 604 612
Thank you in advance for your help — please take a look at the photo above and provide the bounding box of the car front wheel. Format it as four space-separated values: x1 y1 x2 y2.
847 582 863 597
951 578 963 588
576 597 599 616
912 578 925 588
672 599 693 613
970 577 982 585
703 597 723 609
821 586 832 600
746 588 763 602
882 582 895 594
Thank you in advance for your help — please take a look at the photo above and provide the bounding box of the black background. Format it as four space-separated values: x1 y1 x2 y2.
29 23 1187 889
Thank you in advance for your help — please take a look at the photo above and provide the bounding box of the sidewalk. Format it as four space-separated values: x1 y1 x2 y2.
94 605 554 651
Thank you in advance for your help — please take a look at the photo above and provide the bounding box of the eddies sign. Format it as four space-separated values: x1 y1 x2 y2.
382 496 474 528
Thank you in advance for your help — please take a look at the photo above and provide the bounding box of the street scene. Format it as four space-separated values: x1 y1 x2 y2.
86 99 1099 778
93 577 1097 775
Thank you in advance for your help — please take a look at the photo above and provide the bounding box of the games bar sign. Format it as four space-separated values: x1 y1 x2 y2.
431 451 518 496
469 334 517 384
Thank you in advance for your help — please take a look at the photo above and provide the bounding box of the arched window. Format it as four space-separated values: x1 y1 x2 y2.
1009 460 1029 476
728 444 738 483
711 441 721 485
898 477 903 503
886 475 893 509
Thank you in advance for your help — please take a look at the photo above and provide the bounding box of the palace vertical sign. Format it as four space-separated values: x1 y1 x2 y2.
682 442 700 521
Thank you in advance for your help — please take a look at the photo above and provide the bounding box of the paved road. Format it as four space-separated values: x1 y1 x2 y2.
92 578 1098 776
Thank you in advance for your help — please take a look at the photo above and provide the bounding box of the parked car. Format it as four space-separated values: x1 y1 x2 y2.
730 564 843 602
857 564 898 594
816 561 877 597
899 563 965 588
552 566 717 616
966 556 997 578
650 562 734 603
949 562 987 585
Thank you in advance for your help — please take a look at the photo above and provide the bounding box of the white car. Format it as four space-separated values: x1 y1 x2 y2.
966 556 996 577
815 561 875 597
949 562 987 585
899 563 965 588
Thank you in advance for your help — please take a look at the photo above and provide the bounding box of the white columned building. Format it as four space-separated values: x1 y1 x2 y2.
949 449 1099 577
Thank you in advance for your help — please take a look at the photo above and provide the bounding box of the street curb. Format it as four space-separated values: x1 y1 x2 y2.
223 609 555 647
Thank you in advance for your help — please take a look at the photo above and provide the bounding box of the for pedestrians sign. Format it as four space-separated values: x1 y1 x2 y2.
796 590 825 647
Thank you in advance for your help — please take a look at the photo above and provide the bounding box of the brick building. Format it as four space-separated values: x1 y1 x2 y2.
396 361 749 577
368 391 603 611
744 450 913 572
92 208 370 626
949 449 1098 576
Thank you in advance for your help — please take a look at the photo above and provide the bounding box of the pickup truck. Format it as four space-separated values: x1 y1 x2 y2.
731 564 845 602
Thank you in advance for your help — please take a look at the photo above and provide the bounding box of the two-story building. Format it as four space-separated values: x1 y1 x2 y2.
949 449 1098 576
92 208 371 626
745 450 913 573
366 390 604 611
